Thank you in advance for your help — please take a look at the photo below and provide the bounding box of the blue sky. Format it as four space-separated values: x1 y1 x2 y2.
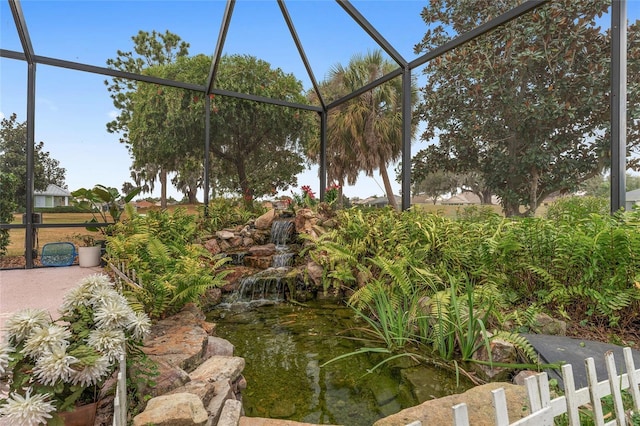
1 1 639 201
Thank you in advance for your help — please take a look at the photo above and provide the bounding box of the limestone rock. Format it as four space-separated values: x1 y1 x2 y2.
218 399 243 426
373 382 529 426
217 230 236 240
244 255 273 269
255 209 276 230
205 336 235 358
145 358 191 397
204 239 221 255
189 356 245 383
294 208 318 235
230 236 244 248
305 261 323 288
472 337 518 382
133 393 208 426
166 379 217 407
532 313 567 336
513 370 538 386
207 380 234 425
202 287 223 309
248 243 276 257
142 324 209 372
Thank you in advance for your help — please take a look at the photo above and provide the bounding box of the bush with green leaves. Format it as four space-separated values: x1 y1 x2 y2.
309 204 640 368
0 172 18 256
106 207 230 319
198 197 266 233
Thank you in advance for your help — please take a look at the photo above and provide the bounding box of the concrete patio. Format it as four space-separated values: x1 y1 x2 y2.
0 265 104 333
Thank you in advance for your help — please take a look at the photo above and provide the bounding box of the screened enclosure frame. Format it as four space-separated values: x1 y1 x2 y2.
0 0 629 268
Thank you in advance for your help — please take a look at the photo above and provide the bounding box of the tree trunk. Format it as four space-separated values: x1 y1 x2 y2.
187 188 197 204
503 201 520 217
528 168 539 217
481 189 493 205
160 169 167 208
379 161 398 210
236 160 254 210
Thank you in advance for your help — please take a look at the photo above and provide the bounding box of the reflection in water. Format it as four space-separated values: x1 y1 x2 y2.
208 301 471 425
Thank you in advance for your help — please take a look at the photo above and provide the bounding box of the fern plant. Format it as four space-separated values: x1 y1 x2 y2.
105 208 230 319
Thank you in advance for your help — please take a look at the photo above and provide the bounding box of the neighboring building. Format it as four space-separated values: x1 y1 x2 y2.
34 184 71 208
441 190 500 205
134 200 155 209
355 195 402 208
441 191 482 205
625 189 640 212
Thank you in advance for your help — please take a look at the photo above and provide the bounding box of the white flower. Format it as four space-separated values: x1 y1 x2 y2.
22 325 71 358
78 273 113 294
4 309 51 344
58 284 93 315
0 387 56 426
32 345 78 386
88 286 124 310
70 355 111 387
93 297 135 330
87 329 125 362
0 340 15 376
127 311 152 340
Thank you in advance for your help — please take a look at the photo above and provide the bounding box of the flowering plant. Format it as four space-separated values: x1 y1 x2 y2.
324 183 341 205
0 274 151 426
291 185 317 209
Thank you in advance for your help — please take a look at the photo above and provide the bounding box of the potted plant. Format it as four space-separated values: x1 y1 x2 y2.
71 185 141 237
0 274 151 426
73 234 102 268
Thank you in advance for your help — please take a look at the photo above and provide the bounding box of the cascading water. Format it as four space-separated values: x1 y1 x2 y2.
226 219 296 305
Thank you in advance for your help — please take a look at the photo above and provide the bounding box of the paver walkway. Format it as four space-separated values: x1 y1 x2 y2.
0 265 103 333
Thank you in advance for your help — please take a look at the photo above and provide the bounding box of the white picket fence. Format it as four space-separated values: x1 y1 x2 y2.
112 353 127 426
109 262 135 426
407 347 640 426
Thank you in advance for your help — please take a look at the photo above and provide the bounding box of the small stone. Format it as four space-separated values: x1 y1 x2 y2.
218 399 243 426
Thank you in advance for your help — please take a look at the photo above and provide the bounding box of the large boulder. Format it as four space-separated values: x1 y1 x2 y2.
373 382 529 426
133 393 208 426
255 209 276 230
189 356 245 383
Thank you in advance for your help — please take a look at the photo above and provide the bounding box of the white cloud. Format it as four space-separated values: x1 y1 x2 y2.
108 110 118 119
0 111 4 120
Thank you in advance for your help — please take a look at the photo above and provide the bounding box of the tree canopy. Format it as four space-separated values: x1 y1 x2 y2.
105 30 191 206
308 50 418 210
0 113 66 210
413 0 640 216
128 53 315 206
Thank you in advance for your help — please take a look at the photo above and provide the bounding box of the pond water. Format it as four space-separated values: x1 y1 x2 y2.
207 300 472 425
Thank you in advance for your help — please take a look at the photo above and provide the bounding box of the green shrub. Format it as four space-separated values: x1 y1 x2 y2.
198 197 266 232
106 207 230 319
0 172 18 256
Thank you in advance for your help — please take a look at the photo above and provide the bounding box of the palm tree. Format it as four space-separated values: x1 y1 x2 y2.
320 50 417 210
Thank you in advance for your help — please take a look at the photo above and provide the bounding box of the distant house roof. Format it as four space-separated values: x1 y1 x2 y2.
34 184 71 197
135 200 155 209
441 191 481 205
355 195 401 207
